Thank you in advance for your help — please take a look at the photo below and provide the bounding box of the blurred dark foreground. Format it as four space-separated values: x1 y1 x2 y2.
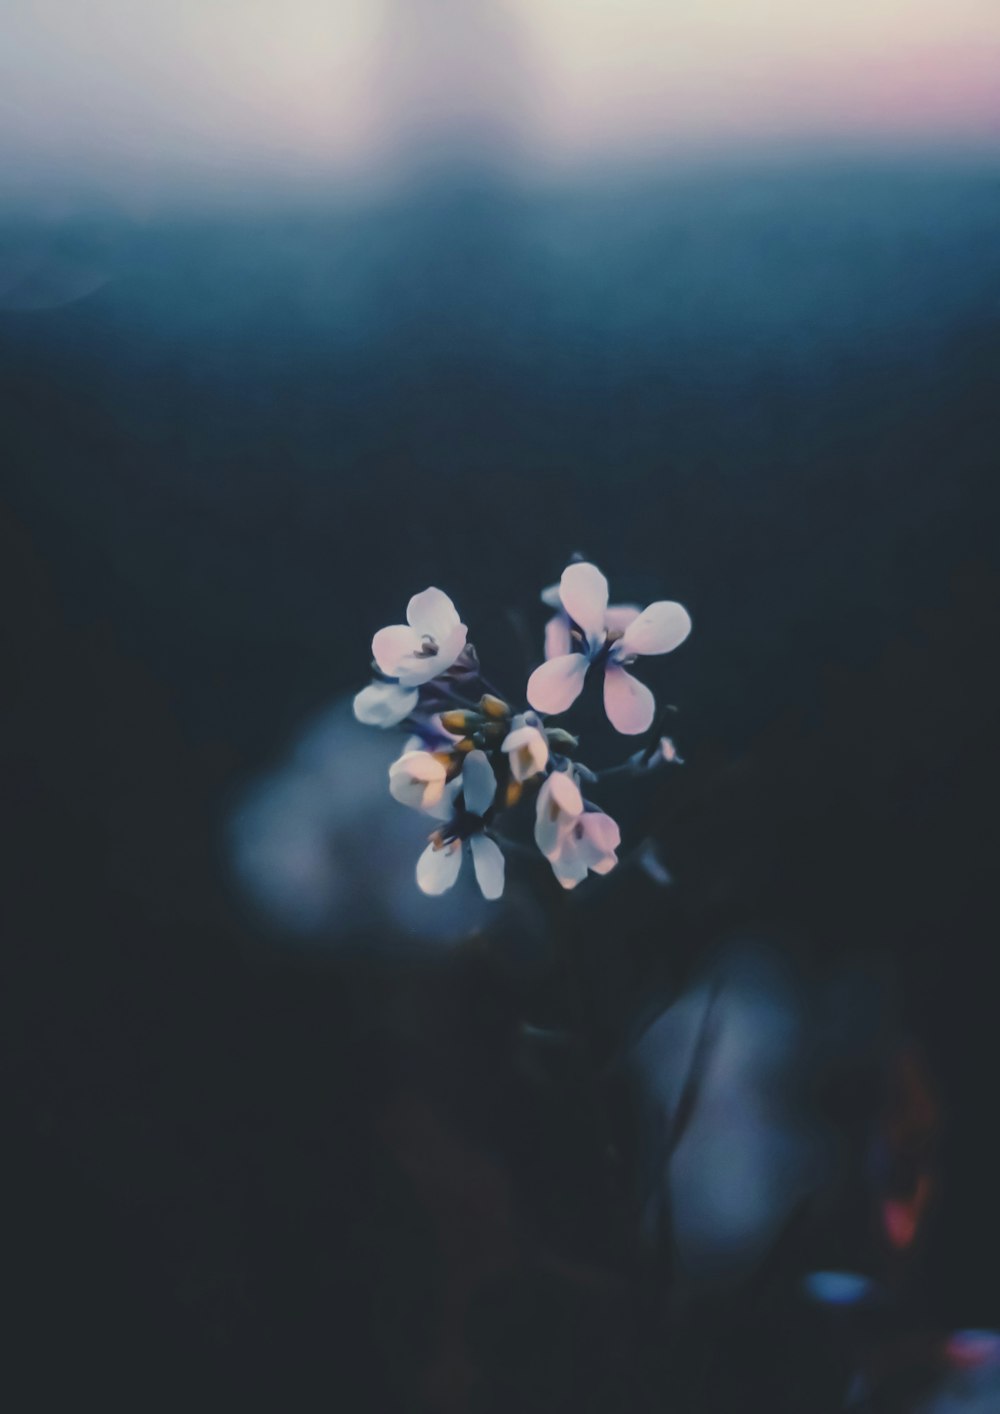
1 160 999 1411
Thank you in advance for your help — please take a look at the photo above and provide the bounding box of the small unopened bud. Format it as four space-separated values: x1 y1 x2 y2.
440 709 479 734
479 694 511 720
545 727 579 750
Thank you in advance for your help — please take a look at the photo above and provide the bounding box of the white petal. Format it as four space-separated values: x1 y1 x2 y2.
397 654 458 688
353 681 418 727
525 729 550 778
534 770 583 859
470 835 505 900
579 811 621 857
389 751 447 811
619 600 692 657
406 587 461 641
500 725 529 756
501 725 549 782
603 663 656 735
437 623 469 666
416 839 462 895
544 613 572 661
526 653 589 716
540 581 562 608
534 778 561 858
551 853 589 889
547 769 584 818
372 624 420 678
559 562 608 645
573 811 621 874
461 749 497 817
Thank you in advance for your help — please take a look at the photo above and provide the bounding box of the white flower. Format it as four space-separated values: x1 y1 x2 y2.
533 768 620 889
541 579 640 662
389 750 448 812
372 587 468 688
534 768 584 858
415 750 505 901
353 679 418 727
500 713 549 782
527 562 691 736
658 736 684 765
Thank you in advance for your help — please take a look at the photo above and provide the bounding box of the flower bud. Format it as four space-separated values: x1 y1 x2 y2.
479 694 511 720
440 709 480 734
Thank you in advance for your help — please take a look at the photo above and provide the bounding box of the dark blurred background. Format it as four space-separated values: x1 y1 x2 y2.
2 2 1000 1409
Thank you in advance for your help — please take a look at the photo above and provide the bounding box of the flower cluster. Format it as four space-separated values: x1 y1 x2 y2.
354 562 691 900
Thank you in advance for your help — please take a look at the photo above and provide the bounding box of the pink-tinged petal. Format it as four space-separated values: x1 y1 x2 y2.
470 835 505 900
534 779 559 857
605 604 641 634
534 771 583 858
579 814 616 865
436 621 469 666
416 840 462 895
526 653 589 716
462 750 496 817
603 663 655 735
353 681 418 727
372 624 420 677
544 612 573 661
406 587 461 641
619 600 692 657
559 562 608 645
563 812 620 874
547 770 584 817
580 811 621 856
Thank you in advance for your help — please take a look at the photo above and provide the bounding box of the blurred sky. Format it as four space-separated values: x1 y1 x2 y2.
3 0 1000 203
